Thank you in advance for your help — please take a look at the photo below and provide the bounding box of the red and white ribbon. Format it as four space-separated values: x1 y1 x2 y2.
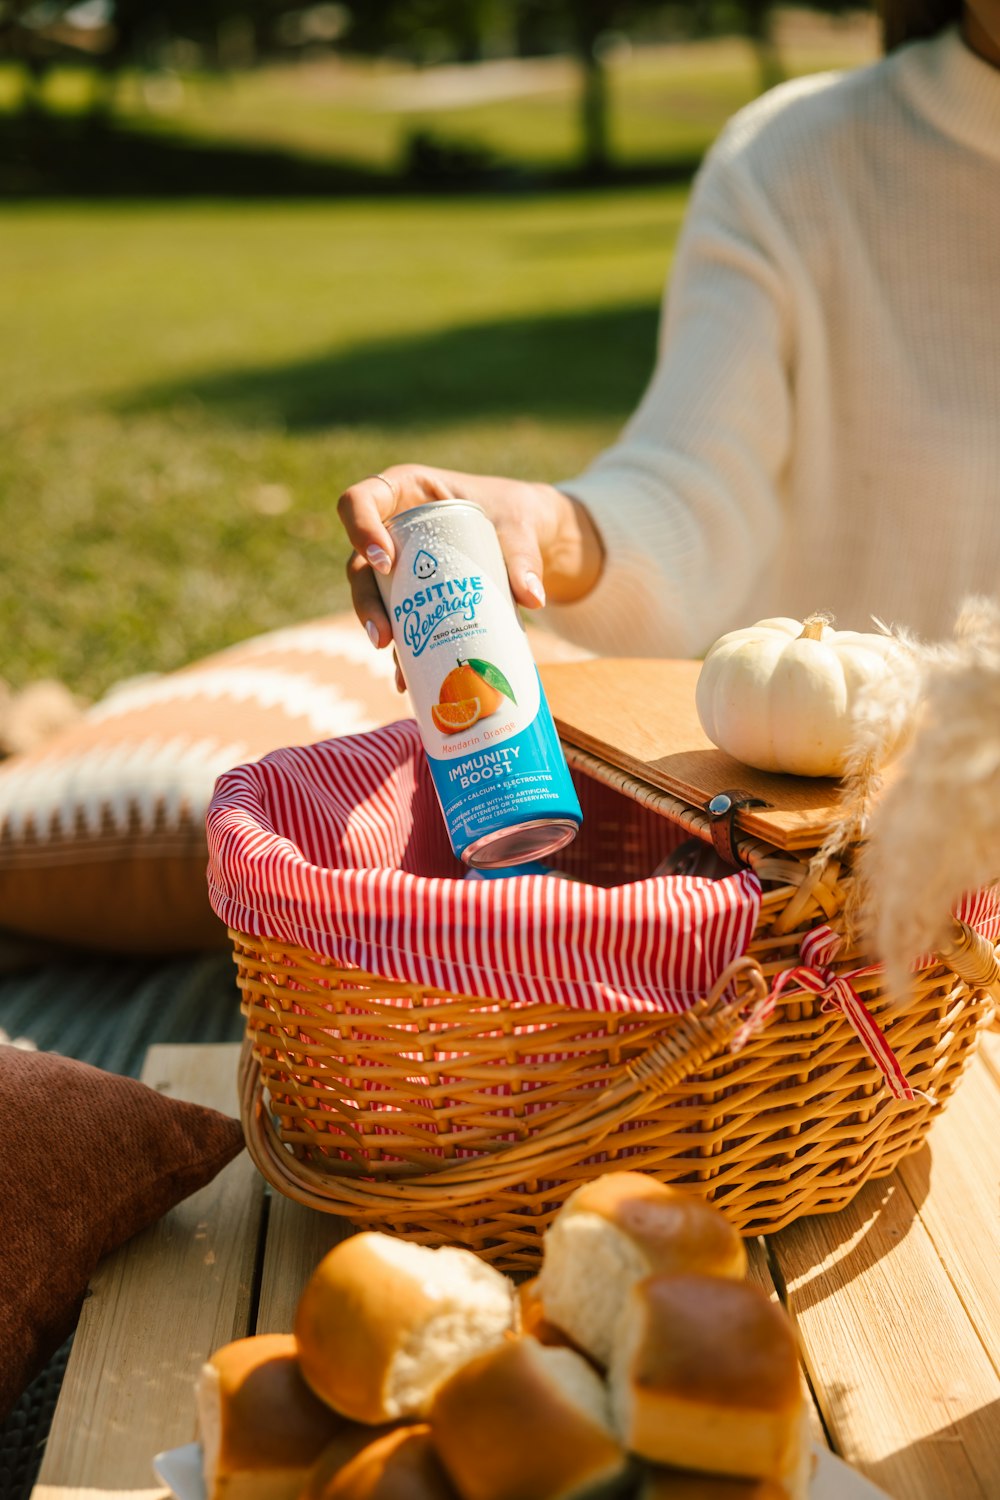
732 885 1000 1101
733 924 919 1099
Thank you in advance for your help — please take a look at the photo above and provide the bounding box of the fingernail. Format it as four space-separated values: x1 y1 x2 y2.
366 544 392 575
524 571 546 607
365 620 381 648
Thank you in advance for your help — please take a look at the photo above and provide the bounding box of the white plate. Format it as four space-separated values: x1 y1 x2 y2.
153 1443 203 1500
153 1441 890 1500
811 1448 890 1500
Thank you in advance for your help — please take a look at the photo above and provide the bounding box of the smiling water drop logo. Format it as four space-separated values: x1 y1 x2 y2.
413 550 438 580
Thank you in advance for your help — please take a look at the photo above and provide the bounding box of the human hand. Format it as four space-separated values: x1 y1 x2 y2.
338 464 604 675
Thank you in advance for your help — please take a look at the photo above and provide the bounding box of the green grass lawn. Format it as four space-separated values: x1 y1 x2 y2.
2 189 682 697
1 18 877 700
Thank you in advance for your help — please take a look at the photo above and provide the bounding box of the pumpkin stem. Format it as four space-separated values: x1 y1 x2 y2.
799 612 834 641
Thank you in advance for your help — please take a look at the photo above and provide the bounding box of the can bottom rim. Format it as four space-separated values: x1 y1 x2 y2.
462 818 579 870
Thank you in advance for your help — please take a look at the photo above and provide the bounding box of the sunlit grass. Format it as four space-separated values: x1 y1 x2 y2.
2 190 683 696
1 15 878 696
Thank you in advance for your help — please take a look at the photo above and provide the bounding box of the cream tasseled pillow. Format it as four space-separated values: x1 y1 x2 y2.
0 616 403 954
0 614 589 955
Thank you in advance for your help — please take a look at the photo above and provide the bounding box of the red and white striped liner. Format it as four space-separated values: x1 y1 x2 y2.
914 884 1000 970
206 719 762 1015
207 720 1000 1093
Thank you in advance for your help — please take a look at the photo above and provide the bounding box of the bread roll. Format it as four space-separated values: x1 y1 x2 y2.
637 1469 793 1499
306 1425 458 1500
607 1275 808 1498
430 1334 632 1500
537 1172 747 1367
294 1232 516 1423
299 1424 404 1500
196 1333 346 1500
517 1277 589 1356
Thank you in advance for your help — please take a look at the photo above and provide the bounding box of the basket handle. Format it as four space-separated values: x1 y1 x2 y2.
938 919 1000 1027
239 956 769 1212
939 918 1000 991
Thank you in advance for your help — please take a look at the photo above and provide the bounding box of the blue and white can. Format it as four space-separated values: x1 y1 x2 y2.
377 499 582 867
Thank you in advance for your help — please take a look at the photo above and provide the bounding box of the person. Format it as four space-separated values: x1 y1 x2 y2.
338 0 1000 665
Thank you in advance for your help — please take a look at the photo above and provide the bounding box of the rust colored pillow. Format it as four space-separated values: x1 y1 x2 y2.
0 614 589 955
0 1044 245 1420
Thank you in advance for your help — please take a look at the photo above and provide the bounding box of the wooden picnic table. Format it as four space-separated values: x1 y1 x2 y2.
28 656 1000 1499
30 1035 1000 1500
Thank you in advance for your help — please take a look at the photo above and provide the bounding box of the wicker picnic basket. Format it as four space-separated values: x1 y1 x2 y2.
211 666 1000 1271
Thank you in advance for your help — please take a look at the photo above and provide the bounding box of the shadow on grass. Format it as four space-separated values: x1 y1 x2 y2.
119 301 661 431
1 110 403 197
0 110 705 199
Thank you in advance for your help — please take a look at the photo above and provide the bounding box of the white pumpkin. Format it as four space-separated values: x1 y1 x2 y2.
695 614 902 778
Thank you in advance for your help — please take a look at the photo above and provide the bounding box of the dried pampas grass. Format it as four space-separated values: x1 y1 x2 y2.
857 596 1000 1005
807 620 921 944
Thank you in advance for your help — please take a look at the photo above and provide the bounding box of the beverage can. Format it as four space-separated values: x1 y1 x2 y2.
376 499 582 867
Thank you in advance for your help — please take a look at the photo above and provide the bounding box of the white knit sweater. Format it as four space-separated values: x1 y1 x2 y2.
548 26 1000 658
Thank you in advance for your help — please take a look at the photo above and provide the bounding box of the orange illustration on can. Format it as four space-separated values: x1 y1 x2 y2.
431 657 514 735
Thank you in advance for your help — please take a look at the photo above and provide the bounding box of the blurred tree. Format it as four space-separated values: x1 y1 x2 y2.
333 0 679 176
0 0 272 111
510 0 673 177
0 0 875 176
0 0 82 107
564 0 633 178
743 0 783 90
99 0 286 73
512 0 859 176
337 0 508 65
568 1 653 178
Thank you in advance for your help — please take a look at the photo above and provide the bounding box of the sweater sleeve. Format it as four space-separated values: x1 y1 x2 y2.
544 140 795 659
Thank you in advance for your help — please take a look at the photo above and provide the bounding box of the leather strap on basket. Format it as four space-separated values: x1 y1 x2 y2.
706 789 768 868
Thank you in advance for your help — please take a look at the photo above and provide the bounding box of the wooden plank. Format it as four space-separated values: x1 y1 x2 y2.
976 1028 1000 1088
33 1492 166 1500
541 658 851 852
33 1044 264 1500
895 1055 1000 1379
767 1173 1000 1500
255 1194 354 1335
745 1236 830 1451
